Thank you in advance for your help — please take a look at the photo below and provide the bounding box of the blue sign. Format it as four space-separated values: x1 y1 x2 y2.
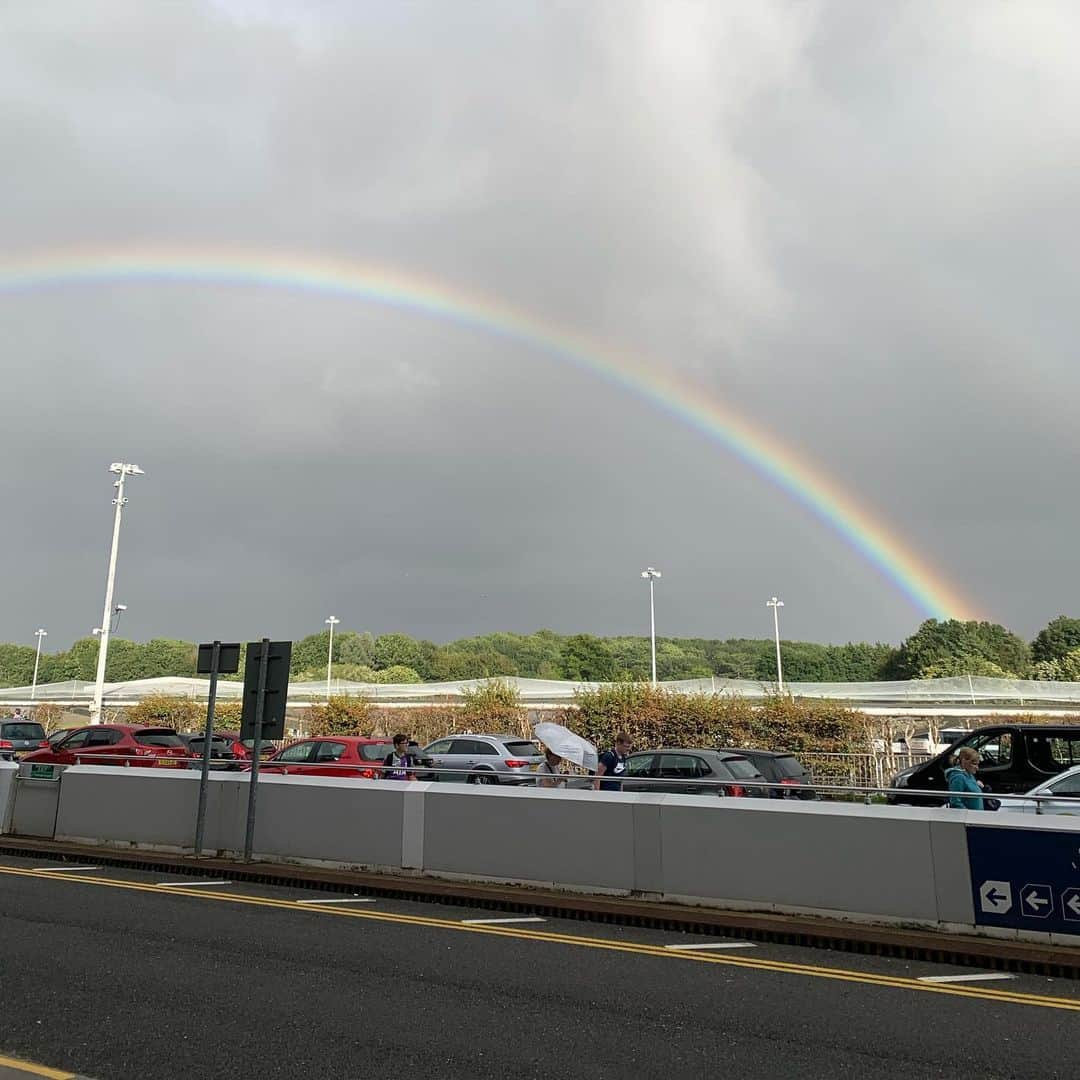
967 824 1080 935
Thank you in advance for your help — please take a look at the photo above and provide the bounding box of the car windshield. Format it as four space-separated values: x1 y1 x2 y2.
134 730 185 748
359 743 394 761
1 723 45 740
503 741 541 757
722 758 762 780
241 739 277 752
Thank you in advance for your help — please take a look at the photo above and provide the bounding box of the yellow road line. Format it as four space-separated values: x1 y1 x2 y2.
2 864 1078 1013
0 1052 76 1078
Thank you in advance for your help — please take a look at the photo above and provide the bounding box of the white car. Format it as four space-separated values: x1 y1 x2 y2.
1005 765 1080 815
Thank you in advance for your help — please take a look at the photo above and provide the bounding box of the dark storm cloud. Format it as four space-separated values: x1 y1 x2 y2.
2 1 1078 651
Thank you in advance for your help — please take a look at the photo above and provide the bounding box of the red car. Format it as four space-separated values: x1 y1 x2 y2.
259 736 396 778
20 724 189 769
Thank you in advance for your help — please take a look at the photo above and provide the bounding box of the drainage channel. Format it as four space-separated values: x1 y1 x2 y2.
2 838 1076 979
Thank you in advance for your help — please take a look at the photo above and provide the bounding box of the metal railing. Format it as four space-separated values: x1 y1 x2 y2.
14 752 1075 814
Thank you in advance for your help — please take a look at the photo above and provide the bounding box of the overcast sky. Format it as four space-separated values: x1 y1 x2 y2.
3 1 1078 651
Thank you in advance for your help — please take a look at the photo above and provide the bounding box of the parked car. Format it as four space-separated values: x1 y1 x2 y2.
1003 765 1080 815
623 749 768 797
722 748 816 799
0 719 49 760
179 732 245 771
260 736 397 778
20 724 189 768
420 734 544 785
889 723 1080 805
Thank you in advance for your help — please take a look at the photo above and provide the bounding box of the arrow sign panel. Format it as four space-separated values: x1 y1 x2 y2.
1063 888 1080 922
1021 883 1053 919
979 880 1012 915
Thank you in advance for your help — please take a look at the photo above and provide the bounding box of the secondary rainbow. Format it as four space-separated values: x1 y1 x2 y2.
0 247 977 620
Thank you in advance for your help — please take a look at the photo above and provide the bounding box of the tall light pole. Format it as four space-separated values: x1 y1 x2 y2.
325 615 340 702
31 628 47 700
90 462 144 723
767 596 785 693
641 568 662 686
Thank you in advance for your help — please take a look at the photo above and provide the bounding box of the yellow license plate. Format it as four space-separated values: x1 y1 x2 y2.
156 758 181 767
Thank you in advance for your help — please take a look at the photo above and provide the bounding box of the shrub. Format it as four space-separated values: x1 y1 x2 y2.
127 694 204 732
306 695 374 737
459 679 527 735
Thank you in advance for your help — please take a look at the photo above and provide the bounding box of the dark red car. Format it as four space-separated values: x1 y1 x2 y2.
20 724 189 769
259 736 396 778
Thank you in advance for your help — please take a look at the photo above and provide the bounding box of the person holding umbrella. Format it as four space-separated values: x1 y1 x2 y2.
532 722 598 789
537 747 566 788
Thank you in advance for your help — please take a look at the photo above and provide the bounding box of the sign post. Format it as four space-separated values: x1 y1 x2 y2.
193 640 241 857
240 639 291 862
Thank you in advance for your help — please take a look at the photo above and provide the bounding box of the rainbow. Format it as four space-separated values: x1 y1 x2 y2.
0 247 977 620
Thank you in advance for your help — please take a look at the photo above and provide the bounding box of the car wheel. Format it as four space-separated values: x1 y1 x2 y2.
469 771 499 785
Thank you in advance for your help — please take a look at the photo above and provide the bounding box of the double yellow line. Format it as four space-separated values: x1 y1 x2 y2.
3 864 1079 1013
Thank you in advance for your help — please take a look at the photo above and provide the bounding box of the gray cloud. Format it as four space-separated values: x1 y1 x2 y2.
2 1 1078 651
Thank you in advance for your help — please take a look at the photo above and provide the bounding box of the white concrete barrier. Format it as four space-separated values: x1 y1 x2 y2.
0 761 17 834
20 766 1080 943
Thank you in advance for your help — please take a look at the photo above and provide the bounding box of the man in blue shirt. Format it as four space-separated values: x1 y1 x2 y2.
594 733 632 791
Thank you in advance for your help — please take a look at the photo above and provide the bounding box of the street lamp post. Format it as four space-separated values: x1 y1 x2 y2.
767 597 785 693
641 568 662 686
90 462 144 723
325 615 340 702
31 628 47 700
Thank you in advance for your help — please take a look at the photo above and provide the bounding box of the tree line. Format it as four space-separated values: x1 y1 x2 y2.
4 616 1080 689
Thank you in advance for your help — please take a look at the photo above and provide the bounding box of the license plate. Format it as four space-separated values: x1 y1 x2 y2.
156 758 181 768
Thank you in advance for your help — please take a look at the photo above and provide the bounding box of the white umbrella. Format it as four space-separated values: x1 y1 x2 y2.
533 722 599 772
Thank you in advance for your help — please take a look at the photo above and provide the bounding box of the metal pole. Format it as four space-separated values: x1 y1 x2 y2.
649 578 657 686
31 629 46 700
325 617 337 702
91 471 126 724
243 638 270 862
770 599 784 693
193 640 221 857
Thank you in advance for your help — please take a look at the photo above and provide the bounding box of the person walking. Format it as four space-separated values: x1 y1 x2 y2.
946 747 986 810
382 733 419 781
536 748 566 788
594 733 632 791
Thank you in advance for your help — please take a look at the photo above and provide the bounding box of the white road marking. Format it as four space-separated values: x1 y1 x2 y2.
461 916 546 925
295 897 376 905
918 972 1016 984
156 879 232 887
664 942 758 951
38 865 100 872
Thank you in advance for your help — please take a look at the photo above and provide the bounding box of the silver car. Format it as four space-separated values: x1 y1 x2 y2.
421 734 544 785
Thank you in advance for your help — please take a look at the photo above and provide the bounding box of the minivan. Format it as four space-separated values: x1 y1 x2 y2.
889 723 1080 805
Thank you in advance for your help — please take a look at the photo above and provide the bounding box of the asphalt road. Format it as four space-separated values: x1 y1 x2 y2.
0 854 1077 1080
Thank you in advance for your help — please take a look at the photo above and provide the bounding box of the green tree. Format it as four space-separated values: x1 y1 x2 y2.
373 633 423 671
0 644 37 687
372 665 422 684
890 620 1030 680
1032 617 1080 664
560 634 616 682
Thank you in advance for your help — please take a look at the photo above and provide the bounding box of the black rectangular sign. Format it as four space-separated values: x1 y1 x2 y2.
197 641 242 675
239 640 292 741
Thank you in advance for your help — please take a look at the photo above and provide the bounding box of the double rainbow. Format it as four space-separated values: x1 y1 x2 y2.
0 247 976 620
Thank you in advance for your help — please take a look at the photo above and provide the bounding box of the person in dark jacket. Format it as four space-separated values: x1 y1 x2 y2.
383 733 419 780
946 747 986 810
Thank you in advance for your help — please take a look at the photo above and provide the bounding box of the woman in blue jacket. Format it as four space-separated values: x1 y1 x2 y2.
946 747 985 809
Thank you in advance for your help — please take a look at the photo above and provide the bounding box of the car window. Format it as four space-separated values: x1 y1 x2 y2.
957 730 1013 768
625 754 656 777
722 757 763 780
503 740 540 757
134 730 185 748
1036 736 1080 769
86 729 121 747
314 741 348 762
1 723 46 740
59 729 91 750
359 742 394 761
276 742 316 763
449 739 490 755
659 754 703 779
1049 773 1080 797
425 740 452 755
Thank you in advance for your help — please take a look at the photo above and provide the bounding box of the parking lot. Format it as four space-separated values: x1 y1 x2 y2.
0 852 1077 1079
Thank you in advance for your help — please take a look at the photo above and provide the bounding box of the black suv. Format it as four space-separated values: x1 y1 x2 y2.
722 748 817 799
0 718 48 760
889 723 1080 804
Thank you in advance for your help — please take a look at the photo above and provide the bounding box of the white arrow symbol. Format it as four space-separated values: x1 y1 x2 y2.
1025 890 1048 911
1068 894 1080 917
